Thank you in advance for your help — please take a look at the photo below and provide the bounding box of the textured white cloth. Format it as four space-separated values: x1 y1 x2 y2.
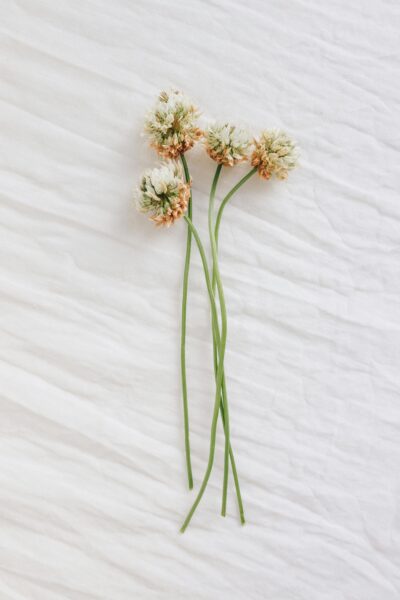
1 1 399 598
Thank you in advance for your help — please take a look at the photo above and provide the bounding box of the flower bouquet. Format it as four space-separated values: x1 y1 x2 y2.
135 90 298 532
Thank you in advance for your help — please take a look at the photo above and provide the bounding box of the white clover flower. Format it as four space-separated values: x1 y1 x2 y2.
204 123 250 167
144 90 202 159
251 130 299 180
136 162 191 227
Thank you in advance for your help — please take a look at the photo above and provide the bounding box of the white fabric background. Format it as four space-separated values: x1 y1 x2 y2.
1 1 399 598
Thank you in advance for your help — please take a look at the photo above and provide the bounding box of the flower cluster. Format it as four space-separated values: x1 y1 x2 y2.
144 90 202 159
251 129 299 180
137 162 190 227
204 123 250 166
140 92 299 229
135 89 300 533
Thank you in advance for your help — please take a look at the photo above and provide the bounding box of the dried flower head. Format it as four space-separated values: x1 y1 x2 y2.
204 123 250 167
144 90 202 159
136 162 191 227
251 130 298 180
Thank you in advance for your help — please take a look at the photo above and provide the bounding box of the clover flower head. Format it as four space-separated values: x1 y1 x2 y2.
204 122 250 167
136 162 191 227
144 90 202 159
251 130 299 180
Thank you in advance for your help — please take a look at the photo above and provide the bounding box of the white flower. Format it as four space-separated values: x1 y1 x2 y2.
251 130 299 180
136 162 191 227
204 123 250 166
144 90 202 159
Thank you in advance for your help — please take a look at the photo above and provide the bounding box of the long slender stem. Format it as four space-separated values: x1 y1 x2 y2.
180 215 226 533
210 166 258 517
208 165 232 516
180 154 193 490
212 307 245 523
179 165 256 527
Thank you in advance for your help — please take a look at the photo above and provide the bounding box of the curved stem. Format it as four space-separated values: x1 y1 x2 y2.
180 154 193 490
214 167 257 252
210 167 259 521
208 165 232 516
212 307 245 523
180 215 226 533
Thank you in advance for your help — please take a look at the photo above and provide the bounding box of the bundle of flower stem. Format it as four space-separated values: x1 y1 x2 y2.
136 90 298 532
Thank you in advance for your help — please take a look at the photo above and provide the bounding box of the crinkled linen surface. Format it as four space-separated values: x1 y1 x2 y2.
0 1 399 598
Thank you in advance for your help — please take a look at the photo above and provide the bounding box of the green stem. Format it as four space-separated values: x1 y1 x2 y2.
211 168 258 521
212 302 245 523
180 215 226 533
214 167 257 254
208 165 232 517
219 389 245 523
180 154 193 490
